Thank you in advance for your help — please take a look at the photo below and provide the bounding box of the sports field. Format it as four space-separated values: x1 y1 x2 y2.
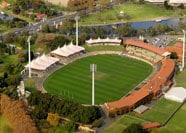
44 54 152 104
104 98 182 133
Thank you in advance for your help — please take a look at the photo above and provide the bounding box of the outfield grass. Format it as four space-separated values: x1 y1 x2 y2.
80 3 176 25
83 45 123 52
0 114 13 133
44 54 152 104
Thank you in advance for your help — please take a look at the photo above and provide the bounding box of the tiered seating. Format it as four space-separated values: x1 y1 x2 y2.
105 59 175 115
105 39 175 115
125 40 170 63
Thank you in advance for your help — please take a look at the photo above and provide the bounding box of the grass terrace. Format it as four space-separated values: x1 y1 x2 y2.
83 45 123 52
80 3 176 25
44 54 152 104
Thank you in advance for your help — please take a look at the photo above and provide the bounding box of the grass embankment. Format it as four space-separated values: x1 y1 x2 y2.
80 3 176 25
44 54 152 104
83 45 124 52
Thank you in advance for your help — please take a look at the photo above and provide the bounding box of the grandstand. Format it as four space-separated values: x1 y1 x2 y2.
25 43 85 77
85 37 122 46
105 39 175 115
125 40 170 63
50 42 85 59
25 54 59 76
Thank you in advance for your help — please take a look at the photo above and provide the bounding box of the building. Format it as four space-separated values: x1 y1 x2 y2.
50 42 85 59
144 0 166 5
104 40 175 115
25 54 59 77
1 1 10 8
125 39 170 63
35 13 47 20
169 0 186 6
85 37 122 46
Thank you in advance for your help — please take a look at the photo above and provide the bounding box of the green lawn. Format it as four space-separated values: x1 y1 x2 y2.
0 114 13 133
175 65 186 88
83 45 124 52
44 54 152 104
104 115 146 133
80 3 176 25
130 98 181 124
159 104 186 133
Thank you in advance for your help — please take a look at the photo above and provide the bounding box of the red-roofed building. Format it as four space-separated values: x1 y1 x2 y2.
125 39 170 63
1 1 10 7
174 43 186 49
143 122 160 129
165 46 186 62
35 13 47 20
104 39 175 115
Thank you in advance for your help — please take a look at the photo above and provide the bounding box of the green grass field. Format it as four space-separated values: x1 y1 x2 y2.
129 98 181 124
44 54 152 104
80 3 176 25
83 45 124 52
0 114 13 133
159 104 186 133
104 115 147 133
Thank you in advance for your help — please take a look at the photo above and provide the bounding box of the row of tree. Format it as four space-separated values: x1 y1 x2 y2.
27 91 101 124
0 18 27 28
12 0 58 17
0 94 38 133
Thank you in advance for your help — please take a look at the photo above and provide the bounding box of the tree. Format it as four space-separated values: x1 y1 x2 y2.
170 52 178 59
123 123 147 133
164 1 172 10
0 94 39 133
64 121 76 133
47 113 60 126
12 5 21 15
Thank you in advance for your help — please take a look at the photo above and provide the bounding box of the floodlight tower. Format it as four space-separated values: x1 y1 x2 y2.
74 15 80 46
90 64 97 106
27 36 32 78
182 30 185 71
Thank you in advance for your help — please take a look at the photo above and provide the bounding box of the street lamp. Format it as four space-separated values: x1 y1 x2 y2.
27 36 32 78
90 64 97 106
74 15 80 46
181 30 185 71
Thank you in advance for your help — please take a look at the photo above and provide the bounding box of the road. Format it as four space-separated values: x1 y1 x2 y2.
2 12 77 36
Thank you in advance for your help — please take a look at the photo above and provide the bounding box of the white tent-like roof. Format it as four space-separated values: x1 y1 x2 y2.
50 43 85 58
86 37 122 45
25 54 59 71
164 87 186 103
169 0 186 4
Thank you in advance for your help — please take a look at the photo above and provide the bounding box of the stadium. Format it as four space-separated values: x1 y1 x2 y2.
26 37 176 116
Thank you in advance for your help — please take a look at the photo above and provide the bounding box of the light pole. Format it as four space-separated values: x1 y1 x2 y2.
74 15 80 46
27 36 32 78
181 30 185 71
90 64 97 106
